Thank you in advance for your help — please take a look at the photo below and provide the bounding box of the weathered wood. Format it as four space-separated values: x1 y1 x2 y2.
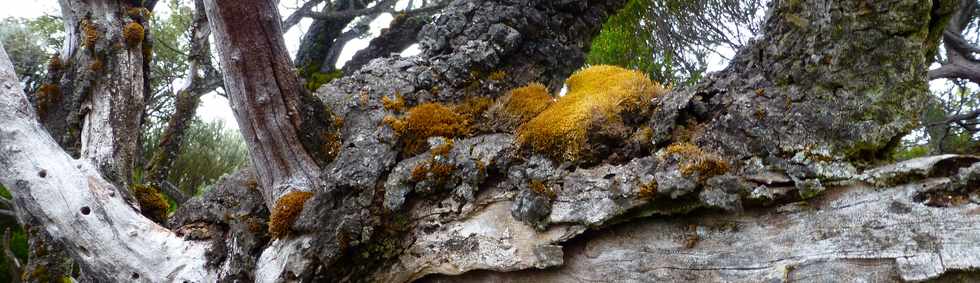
204 0 329 206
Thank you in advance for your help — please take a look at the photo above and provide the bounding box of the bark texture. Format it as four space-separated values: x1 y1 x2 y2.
3 0 978 282
205 0 338 207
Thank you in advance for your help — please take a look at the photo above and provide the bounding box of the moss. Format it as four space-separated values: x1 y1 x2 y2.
529 180 556 200
486 83 554 132
268 191 314 239
127 7 151 20
33 84 61 118
410 141 456 187
89 58 103 72
488 70 507 81
385 103 470 156
81 19 99 50
637 180 657 199
382 92 406 112
452 96 493 127
665 143 730 182
123 22 145 48
133 184 170 224
304 70 343 92
517 65 666 161
47 54 62 73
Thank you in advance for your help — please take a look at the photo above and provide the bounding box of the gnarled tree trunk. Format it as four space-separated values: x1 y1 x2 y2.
3 0 979 282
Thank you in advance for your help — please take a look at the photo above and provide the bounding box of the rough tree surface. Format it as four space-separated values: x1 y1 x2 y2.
3 0 980 282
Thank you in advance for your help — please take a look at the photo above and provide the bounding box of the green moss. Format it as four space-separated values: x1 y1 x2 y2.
304 70 343 92
517 65 666 161
268 191 314 239
133 184 170 224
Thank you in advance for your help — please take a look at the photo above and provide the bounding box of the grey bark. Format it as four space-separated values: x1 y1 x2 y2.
1 0 976 282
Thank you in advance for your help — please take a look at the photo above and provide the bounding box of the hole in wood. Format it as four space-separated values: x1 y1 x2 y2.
80 206 91 215
38 170 47 178
131 273 139 279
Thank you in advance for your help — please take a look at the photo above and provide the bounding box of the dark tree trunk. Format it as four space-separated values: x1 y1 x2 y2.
341 12 433 75
293 0 367 75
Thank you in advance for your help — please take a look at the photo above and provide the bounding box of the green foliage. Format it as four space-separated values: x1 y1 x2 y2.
140 119 249 196
304 70 343 92
145 0 197 124
0 16 64 94
0 185 27 283
588 0 679 84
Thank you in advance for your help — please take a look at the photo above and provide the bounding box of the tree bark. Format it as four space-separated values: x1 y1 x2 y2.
341 11 434 74
144 0 221 204
204 0 337 207
293 0 367 75
3 0 978 282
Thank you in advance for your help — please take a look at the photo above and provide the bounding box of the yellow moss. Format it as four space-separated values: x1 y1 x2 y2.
664 142 730 181
517 65 666 161
123 22 145 48
81 19 99 49
133 184 170 224
386 103 469 156
127 7 152 20
34 84 61 118
382 92 406 112
489 70 507 81
487 83 554 131
268 191 314 239
452 96 493 122
530 180 556 199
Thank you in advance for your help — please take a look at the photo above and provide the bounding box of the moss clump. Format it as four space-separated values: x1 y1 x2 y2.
529 180 556 200
268 191 314 239
123 22 145 48
133 184 170 224
488 70 507 81
33 84 61 118
382 92 406 112
517 65 666 161
304 70 343 92
385 103 470 156
637 180 658 199
410 141 456 187
47 54 62 73
81 19 99 50
89 58 103 72
127 7 151 20
452 96 493 126
486 83 554 132
664 143 730 181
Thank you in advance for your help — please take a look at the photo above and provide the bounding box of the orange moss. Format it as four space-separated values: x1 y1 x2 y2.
382 92 406 112
89 58 104 72
410 141 456 187
487 83 553 131
517 65 666 161
452 96 493 122
664 142 730 181
47 54 62 73
81 19 99 50
530 180 556 200
268 191 314 239
34 84 61 118
127 7 151 20
637 180 658 199
133 184 170 224
123 22 145 48
385 103 470 156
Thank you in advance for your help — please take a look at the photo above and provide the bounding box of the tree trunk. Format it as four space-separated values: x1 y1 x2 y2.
144 0 221 204
341 11 433 75
204 0 337 207
293 0 367 75
3 0 979 282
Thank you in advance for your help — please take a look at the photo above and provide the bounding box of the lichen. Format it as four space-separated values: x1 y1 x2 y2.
664 143 730 182
123 22 145 48
385 103 470 156
81 19 99 50
133 184 170 224
517 65 665 161
486 82 553 132
268 191 314 239
530 180 556 200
